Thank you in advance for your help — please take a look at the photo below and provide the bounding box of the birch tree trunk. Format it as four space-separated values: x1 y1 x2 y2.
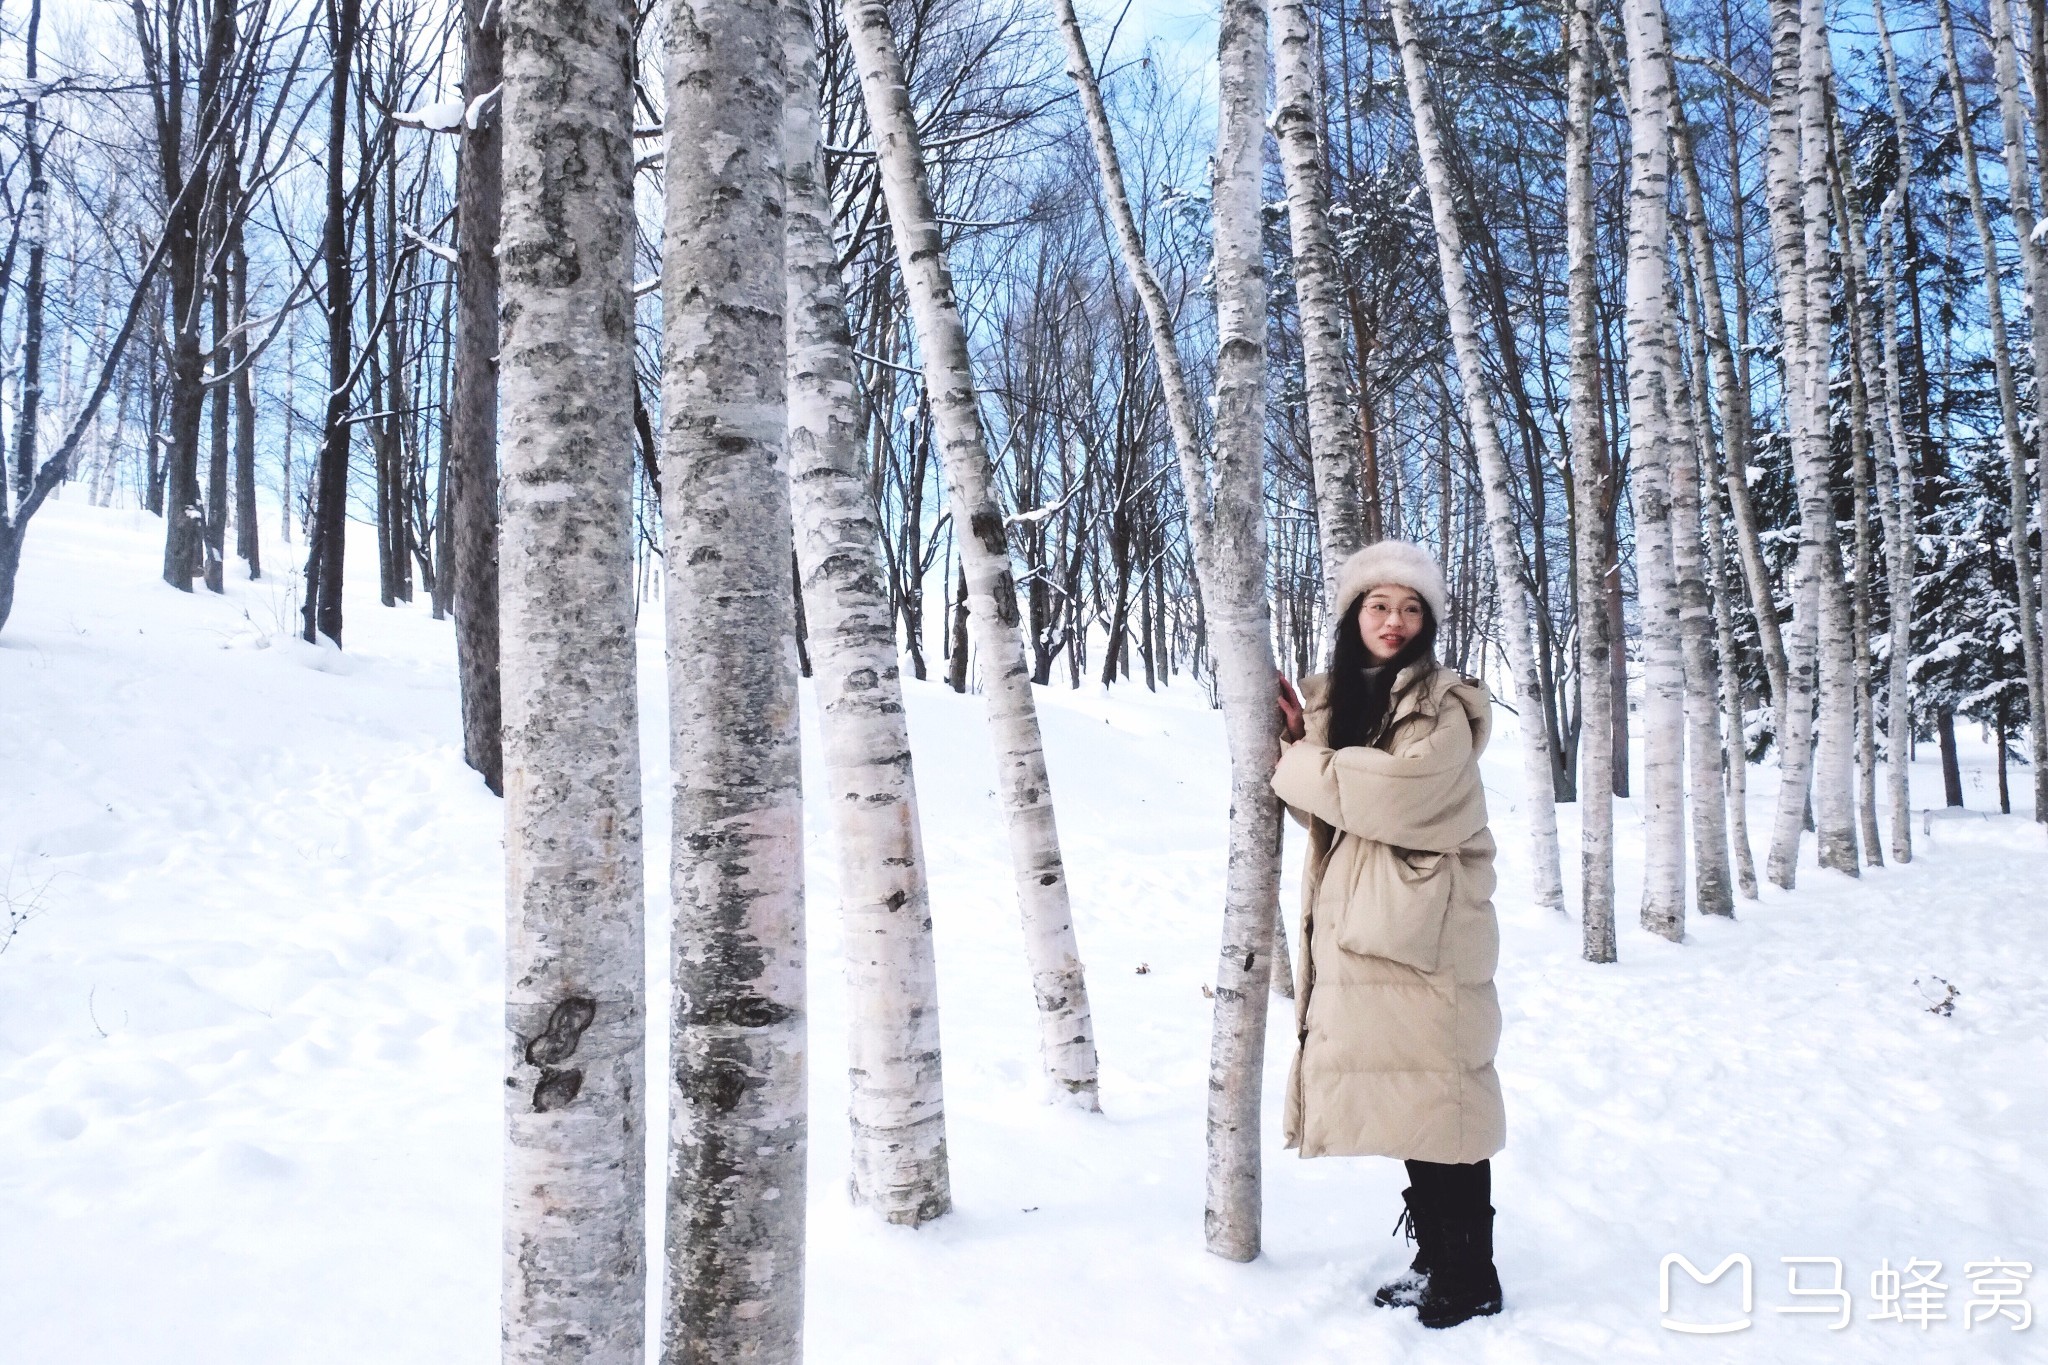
1798 6 1860 875
1667 317 1736 918
1701 423 1762 899
784 0 948 1229
1938 0 2033 824
1759 0 1830 886
497 0 645 1354
1826 110 1891 865
2033 0 2048 811
659 0 807 1358
1272 0 1365 610
1201 0 1284 1260
842 0 1100 1107
1615 0 1687 937
1674 115 1788 733
1388 0 1566 918
1566 0 1616 960
1872 0 1914 861
1984 0 2048 823
1051 0 1285 1257
450 0 504 794
1678 233 1761 900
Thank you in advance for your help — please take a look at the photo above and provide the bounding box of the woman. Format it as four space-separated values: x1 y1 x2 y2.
1270 540 1505 1330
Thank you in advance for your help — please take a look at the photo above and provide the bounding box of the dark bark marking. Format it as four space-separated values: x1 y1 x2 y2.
532 1067 585 1112
969 509 1007 555
525 995 597 1066
683 993 794 1029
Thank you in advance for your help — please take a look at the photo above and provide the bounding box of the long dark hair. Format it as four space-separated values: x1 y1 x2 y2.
1327 595 1439 751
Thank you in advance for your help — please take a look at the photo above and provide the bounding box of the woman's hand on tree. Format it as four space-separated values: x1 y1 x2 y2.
1276 671 1306 744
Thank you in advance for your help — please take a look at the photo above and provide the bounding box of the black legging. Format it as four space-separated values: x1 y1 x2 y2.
1405 1157 1490 1208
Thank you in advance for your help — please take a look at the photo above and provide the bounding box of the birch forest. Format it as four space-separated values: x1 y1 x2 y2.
4 0 2046 1352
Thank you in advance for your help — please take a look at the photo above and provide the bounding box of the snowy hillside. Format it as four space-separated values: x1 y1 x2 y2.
2 501 2043 1363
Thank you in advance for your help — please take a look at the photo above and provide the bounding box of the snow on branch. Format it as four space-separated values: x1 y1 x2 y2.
393 99 466 132
1006 480 1083 527
466 84 502 129
403 224 459 265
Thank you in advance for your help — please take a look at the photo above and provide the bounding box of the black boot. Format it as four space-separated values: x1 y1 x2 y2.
1371 1186 1436 1308
1413 1193 1503 1329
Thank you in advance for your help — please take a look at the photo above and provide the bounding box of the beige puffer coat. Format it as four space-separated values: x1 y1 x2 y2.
1268 663 1507 1165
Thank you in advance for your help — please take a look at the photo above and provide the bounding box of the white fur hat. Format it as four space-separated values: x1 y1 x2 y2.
1333 539 1450 625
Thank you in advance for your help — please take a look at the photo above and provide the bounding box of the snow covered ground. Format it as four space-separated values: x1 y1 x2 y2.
3 499 2043 1363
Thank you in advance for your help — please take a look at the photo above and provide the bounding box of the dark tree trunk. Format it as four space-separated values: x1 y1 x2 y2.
430 318 455 618
1996 695 2011 815
146 344 167 514
1347 289 1385 543
946 559 970 692
204 198 230 595
0 198 19 492
793 548 812 678
1028 578 1056 684
0 532 20 630
13 0 48 503
302 0 358 644
633 376 661 496
1099 497 1133 688
366 124 396 610
1139 534 1156 691
376 126 412 607
157 0 234 592
162 308 209 590
448 0 503 789
1605 524 1630 798
1938 707 1964 807
232 235 259 578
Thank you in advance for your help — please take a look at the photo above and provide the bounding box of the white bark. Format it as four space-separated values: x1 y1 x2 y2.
1677 228 1761 902
496 0 644 1355
1759 0 1831 887
1700 413 1762 901
1938 0 2033 826
1566 0 1616 960
783 0 949 1228
660 0 806 1356
1201 0 1285 1261
1673 115 1788 736
1826 106 1891 867
842 0 1100 1107
1800 10 1860 875
1872 0 1914 862
1984 0 2048 822
1616 0 1687 937
1387 0 1566 918
1051 0 1284 1257
1667 303 1736 918
1271 0 1365 610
